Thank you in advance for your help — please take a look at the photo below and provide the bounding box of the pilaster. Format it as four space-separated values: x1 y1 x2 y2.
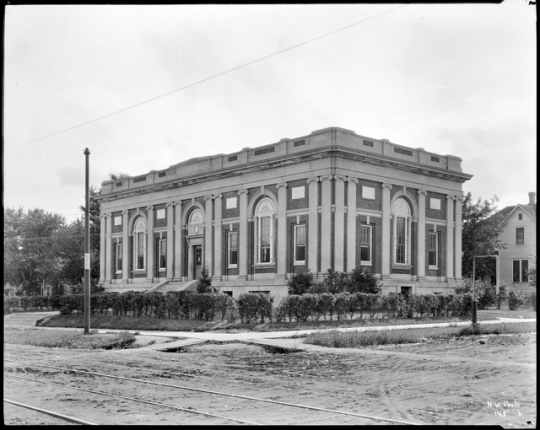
204 195 213 277
417 190 427 280
122 210 129 282
213 194 223 281
307 177 319 274
381 183 393 280
238 189 249 280
446 195 455 281
346 178 358 272
454 195 463 281
334 175 346 272
105 213 112 283
174 202 182 280
276 182 288 279
99 214 106 284
166 203 174 280
146 206 154 282
320 175 333 272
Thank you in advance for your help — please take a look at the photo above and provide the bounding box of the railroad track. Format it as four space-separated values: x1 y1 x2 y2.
4 356 422 425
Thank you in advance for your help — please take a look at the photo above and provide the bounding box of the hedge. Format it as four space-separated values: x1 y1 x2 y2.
4 291 474 322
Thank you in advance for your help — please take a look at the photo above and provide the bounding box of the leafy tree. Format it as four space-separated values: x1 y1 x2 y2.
79 186 101 286
461 193 507 282
4 208 66 295
528 256 536 288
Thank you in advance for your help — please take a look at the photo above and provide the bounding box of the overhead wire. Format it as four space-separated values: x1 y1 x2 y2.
5 5 408 152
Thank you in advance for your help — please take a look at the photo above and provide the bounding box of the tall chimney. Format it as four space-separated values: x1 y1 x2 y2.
529 191 536 205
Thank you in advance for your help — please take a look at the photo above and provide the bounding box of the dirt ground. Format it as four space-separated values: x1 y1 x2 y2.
3 331 536 426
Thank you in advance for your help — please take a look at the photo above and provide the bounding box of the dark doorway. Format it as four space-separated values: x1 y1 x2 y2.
193 245 202 280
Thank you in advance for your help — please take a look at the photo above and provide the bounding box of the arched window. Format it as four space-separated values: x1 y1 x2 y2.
188 209 204 236
393 198 411 265
254 198 275 264
133 218 146 270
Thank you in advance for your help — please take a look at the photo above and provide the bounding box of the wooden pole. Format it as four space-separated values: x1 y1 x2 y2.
84 148 91 334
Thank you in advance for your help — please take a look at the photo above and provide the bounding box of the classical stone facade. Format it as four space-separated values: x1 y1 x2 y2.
97 126 472 303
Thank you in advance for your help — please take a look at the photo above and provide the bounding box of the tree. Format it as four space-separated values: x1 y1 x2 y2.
528 256 536 288
288 271 314 295
461 193 507 282
348 268 382 294
79 186 101 286
4 208 66 295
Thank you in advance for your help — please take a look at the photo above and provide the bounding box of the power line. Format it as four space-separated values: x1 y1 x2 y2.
5 5 408 152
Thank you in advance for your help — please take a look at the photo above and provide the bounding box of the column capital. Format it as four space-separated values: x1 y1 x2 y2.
276 182 288 190
307 177 319 184
146 205 154 212
446 195 456 201
101 214 109 220
334 175 347 182
347 177 359 184
382 183 393 190
320 175 333 182
238 189 248 196
204 195 213 202
454 194 464 202
166 202 174 208
174 201 182 207
213 193 223 200
418 189 428 196
122 210 129 215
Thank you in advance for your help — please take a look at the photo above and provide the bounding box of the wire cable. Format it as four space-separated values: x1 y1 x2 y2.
5 5 408 152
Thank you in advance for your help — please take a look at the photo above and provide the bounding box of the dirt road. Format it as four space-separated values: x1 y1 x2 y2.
4 333 536 426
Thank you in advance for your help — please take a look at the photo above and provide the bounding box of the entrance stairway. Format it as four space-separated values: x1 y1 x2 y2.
145 280 198 294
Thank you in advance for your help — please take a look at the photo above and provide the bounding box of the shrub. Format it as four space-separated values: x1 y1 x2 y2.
348 268 382 294
530 290 536 311
237 293 264 324
196 266 215 293
288 271 314 295
321 269 349 294
296 294 317 322
455 278 496 310
496 285 508 310
508 287 526 310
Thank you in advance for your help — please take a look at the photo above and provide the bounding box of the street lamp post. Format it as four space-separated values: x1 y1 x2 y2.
84 148 91 335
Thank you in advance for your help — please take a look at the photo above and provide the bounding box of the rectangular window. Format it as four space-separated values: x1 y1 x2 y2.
158 238 166 270
396 217 406 264
137 232 145 270
516 227 524 244
228 231 238 267
294 225 306 264
428 232 438 268
360 225 372 264
260 216 271 263
513 259 529 283
114 240 122 273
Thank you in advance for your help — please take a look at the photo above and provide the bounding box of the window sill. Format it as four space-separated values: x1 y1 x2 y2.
228 265 238 269
428 266 438 270
392 264 412 269
293 261 306 266
254 263 275 267
360 262 372 266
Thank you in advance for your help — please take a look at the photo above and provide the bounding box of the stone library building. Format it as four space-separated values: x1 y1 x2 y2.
98 126 472 303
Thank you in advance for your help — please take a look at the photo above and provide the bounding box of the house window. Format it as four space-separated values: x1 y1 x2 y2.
518 213 522 220
393 198 411 265
133 218 146 270
254 198 275 264
294 225 306 264
428 232 438 268
228 231 238 268
513 259 529 283
114 239 122 273
360 225 372 265
158 237 166 271
516 227 524 244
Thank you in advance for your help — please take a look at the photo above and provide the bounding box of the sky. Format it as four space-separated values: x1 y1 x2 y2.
4 2 536 225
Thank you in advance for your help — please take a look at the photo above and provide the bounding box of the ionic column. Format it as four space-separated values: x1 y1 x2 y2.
105 213 112 283
381 183 393 279
213 194 223 281
238 189 249 280
99 214 106 284
320 175 333 272
204 196 213 277
122 210 129 282
174 202 183 280
454 195 463 281
166 203 174 280
347 178 358 272
417 190 427 280
276 182 288 279
334 175 346 272
446 196 455 281
307 177 319 275
146 206 154 282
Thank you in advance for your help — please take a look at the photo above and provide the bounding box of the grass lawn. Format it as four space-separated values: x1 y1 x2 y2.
4 327 137 349
300 321 537 348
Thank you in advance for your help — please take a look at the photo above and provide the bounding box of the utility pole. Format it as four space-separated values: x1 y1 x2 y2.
84 148 91 334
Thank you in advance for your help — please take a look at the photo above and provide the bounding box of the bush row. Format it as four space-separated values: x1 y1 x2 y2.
273 292 473 322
